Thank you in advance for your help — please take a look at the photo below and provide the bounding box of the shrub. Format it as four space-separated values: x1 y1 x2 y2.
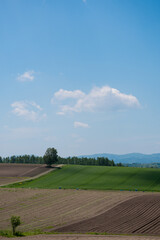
11 216 21 235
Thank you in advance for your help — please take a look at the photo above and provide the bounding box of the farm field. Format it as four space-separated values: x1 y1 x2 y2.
57 194 160 235
0 164 52 185
1 165 160 238
6 165 160 192
1 188 160 237
0 176 28 185
0 188 142 232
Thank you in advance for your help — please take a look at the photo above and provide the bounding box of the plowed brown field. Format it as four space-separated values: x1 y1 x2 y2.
0 164 51 185
56 194 160 236
0 188 143 232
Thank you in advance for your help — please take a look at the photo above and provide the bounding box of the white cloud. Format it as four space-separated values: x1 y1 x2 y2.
82 0 86 3
17 70 35 82
11 101 46 121
52 85 140 115
74 121 89 128
52 89 85 103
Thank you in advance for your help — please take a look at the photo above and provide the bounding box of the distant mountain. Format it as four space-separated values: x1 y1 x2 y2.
78 153 160 164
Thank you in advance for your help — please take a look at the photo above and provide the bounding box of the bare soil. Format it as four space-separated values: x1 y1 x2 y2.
0 189 142 232
0 177 28 185
56 194 160 235
0 164 49 177
0 164 51 185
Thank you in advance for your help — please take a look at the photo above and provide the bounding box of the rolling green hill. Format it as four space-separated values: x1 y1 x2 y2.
4 165 160 191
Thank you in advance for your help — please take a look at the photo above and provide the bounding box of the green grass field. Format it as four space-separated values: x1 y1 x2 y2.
4 165 160 191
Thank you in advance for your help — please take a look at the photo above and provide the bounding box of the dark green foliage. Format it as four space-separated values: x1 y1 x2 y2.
11 216 21 235
0 229 43 238
1 155 44 164
43 148 58 167
0 151 118 166
0 230 14 237
117 162 123 167
58 156 117 166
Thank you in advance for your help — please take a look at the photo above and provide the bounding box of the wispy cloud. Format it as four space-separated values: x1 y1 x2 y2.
17 70 35 82
52 89 85 102
52 85 140 115
11 101 46 121
82 0 86 3
74 121 89 128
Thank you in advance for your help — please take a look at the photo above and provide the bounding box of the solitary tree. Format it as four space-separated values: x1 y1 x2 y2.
43 147 58 167
11 216 21 235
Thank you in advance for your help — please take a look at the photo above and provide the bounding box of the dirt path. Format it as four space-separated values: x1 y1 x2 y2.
2 234 160 240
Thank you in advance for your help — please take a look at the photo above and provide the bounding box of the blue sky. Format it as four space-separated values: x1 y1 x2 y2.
1 0 160 157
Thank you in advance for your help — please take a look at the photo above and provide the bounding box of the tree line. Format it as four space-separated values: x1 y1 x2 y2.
0 152 122 167
0 155 43 164
57 156 121 166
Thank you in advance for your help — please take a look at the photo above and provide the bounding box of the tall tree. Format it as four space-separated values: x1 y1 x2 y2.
43 147 58 167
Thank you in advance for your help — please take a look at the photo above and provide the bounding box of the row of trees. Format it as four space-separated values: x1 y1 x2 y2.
57 156 118 166
0 155 43 164
0 148 122 167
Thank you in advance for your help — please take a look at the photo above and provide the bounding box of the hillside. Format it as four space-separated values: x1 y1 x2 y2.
0 188 144 233
5 165 160 192
56 194 160 235
78 153 160 164
0 163 52 186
